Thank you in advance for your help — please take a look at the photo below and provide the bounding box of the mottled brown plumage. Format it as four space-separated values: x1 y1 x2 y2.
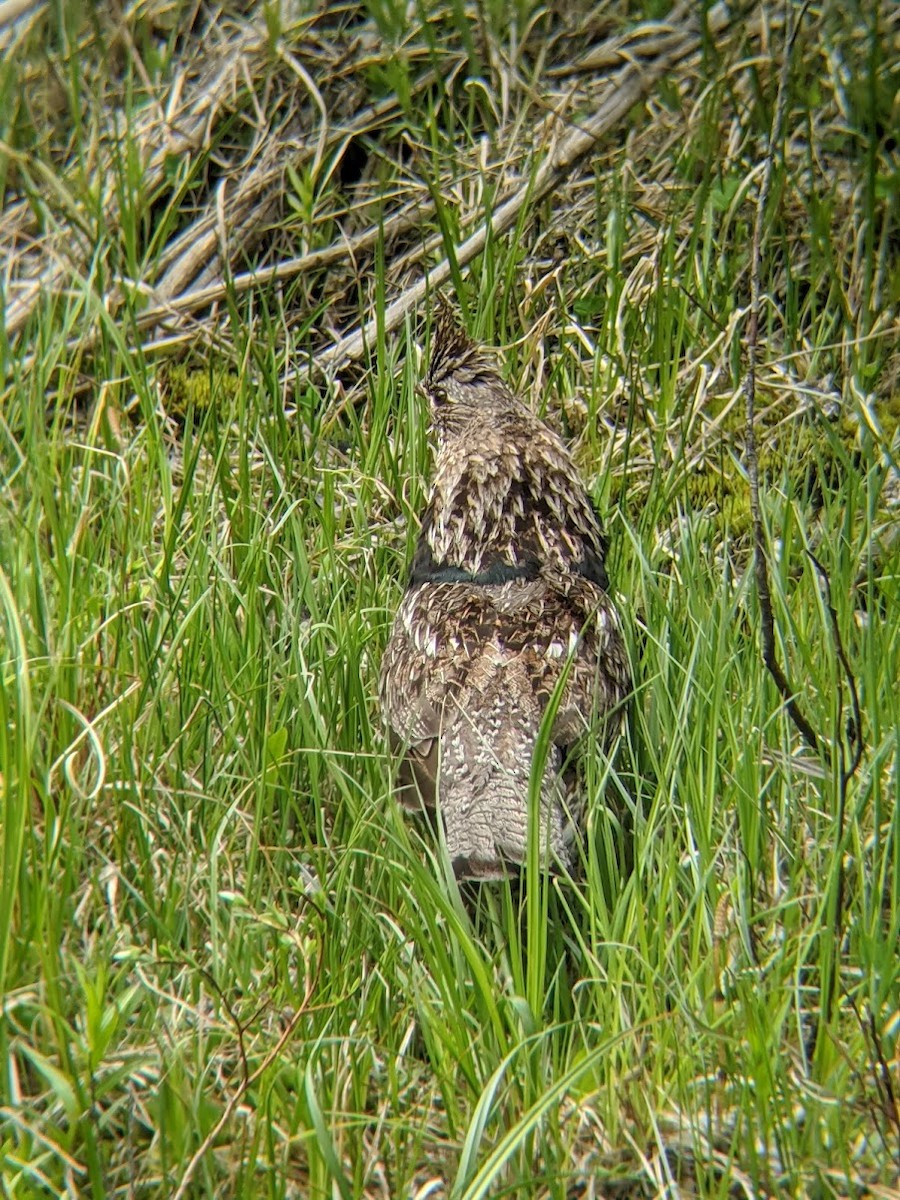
380 301 630 879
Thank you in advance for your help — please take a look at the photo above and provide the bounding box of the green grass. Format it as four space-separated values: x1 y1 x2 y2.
1 1 898 1197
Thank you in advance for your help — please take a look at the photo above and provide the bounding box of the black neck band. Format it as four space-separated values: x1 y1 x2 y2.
410 559 538 587
409 548 608 591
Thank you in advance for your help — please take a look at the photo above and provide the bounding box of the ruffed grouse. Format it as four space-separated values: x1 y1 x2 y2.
380 302 630 880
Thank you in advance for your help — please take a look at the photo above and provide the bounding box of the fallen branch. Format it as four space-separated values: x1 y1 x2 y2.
316 4 733 378
3 4 295 338
149 76 425 304
10 197 432 379
2 2 400 340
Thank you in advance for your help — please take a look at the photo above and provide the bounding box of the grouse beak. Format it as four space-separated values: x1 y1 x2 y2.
415 382 429 401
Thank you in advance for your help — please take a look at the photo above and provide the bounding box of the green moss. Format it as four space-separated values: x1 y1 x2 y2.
609 390 897 542
881 389 900 432
163 363 241 418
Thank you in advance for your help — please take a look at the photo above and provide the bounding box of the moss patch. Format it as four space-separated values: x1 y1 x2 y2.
162 362 242 418
608 388 898 541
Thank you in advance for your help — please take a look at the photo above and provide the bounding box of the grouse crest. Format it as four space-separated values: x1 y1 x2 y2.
380 300 630 879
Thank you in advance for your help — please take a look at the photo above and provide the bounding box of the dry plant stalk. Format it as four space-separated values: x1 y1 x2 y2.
743 0 864 1057
743 3 819 754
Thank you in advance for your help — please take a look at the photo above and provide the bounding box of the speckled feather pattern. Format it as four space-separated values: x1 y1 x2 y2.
380 303 630 879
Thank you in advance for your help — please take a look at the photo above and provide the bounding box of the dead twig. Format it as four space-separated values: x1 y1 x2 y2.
807 548 864 1041
743 1 819 753
744 0 868 1062
170 907 325 1200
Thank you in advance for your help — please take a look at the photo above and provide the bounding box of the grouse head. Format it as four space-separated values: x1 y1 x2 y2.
419 299 529 436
